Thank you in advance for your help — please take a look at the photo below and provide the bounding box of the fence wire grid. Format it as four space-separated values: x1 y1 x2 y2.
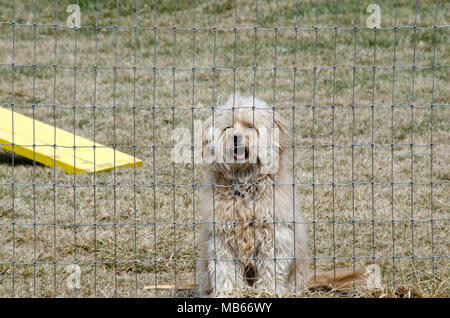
0 0 449 297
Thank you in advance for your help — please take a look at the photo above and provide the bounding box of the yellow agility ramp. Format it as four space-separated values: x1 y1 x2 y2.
0 107 143 174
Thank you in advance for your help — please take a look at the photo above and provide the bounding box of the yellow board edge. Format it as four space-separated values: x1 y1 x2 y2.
0 107 143 174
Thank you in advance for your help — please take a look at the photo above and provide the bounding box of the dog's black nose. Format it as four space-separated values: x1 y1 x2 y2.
234 133 242 146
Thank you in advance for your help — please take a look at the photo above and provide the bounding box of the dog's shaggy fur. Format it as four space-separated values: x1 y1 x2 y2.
197 95 309 296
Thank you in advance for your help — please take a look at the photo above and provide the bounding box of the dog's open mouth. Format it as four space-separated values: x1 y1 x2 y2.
234 145 248 161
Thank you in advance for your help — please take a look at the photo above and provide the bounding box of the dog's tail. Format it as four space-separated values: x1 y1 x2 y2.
306 267 375 293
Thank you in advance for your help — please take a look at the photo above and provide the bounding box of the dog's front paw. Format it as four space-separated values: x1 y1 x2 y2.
211 281 237 297
253 279 289 296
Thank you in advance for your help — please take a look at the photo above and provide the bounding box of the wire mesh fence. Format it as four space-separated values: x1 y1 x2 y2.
0 0 448 297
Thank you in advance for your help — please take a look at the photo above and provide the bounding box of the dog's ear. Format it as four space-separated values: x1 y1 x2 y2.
201 116 214 163
257 111 288 174
273 112 289 150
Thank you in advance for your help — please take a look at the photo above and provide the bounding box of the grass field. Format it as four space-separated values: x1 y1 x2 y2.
0 0 448 297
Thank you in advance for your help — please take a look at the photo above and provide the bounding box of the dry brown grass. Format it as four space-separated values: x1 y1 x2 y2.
0 0 448 297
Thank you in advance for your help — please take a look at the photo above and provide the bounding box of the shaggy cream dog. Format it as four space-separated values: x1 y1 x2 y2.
197 95 308 296
196 95 370 297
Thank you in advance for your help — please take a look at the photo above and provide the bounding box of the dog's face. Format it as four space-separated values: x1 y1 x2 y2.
202 97 288 175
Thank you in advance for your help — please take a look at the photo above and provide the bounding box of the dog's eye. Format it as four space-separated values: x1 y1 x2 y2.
223 126 231 132
248 124 255 129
